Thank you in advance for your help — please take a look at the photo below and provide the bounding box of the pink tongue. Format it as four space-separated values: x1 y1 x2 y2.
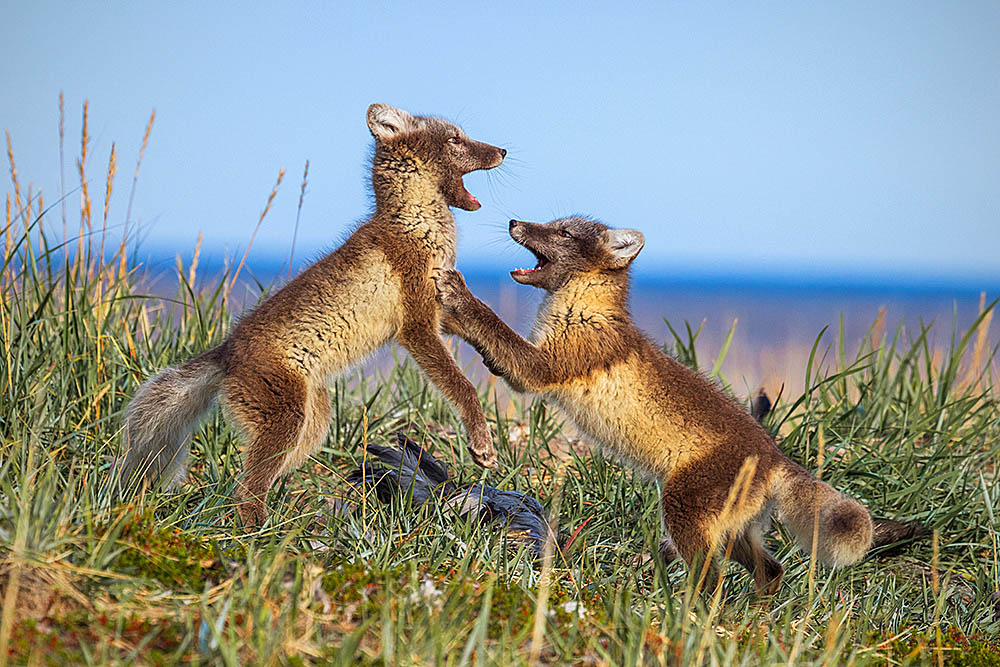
467 192 479 206
512 268 533 275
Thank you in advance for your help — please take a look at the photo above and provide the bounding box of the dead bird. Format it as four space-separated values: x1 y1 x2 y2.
347 432 455 506
444 484 549 553
346 433 551 555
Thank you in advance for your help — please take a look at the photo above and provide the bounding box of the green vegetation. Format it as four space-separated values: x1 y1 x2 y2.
1 109 998 665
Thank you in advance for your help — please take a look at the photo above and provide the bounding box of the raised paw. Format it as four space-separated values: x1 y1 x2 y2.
468 426 498 469
432 268 471 311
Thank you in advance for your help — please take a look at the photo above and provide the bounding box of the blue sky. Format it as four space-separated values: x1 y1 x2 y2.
3 2 999 287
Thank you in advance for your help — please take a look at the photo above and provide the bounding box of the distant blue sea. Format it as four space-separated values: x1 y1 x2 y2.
464 268 996 351
140 252 998 395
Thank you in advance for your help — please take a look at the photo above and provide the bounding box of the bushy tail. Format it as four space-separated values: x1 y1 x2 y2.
771 458 873 567
117 347 225 493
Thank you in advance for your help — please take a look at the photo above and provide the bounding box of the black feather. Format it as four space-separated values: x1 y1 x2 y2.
345 433 552 555
446 484 549 555
349 433 455 506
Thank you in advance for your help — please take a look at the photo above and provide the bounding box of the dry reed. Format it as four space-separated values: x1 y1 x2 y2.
288 159 309 278
226 167 285 302
528 463 567 665
958 292 993 393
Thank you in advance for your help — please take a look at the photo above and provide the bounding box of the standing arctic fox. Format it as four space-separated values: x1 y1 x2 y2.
120 104 505 525
435 216 873 593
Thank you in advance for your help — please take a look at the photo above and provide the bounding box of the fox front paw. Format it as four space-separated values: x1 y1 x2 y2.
432 268 472 311
468 426 498 469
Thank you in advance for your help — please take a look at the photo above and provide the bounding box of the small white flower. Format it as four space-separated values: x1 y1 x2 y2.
561 600 586 619
420 577 442 600
408 577 444 610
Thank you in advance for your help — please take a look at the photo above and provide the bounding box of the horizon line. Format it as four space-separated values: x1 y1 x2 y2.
125 247 999 296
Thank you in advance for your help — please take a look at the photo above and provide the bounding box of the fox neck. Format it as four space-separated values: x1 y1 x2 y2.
532 272 630 342
371 147 452 220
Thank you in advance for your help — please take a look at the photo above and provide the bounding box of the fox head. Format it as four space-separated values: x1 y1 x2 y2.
507 216 644 291
367 103 506 211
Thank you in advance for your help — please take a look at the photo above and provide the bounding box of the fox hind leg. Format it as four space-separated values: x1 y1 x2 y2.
730 523 783 595
225 367 313 526
278 383 331 478
660 493 722 594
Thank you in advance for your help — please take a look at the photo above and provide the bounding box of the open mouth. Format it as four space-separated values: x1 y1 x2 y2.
510 244 549 278
459 175 480 209
451 174 481 210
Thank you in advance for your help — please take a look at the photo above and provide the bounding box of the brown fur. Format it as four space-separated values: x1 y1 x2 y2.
119 104 505 525
436 216 874 593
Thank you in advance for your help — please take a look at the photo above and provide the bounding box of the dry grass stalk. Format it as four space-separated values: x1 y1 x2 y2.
4 130 22 218
74 101 91 278
821 610 846 664
1 196 9 390
118 111 154 280
528 462 567 665
24 184 32 234
694 455 758 598
78 101 91 230
288 159 309 278
694 456 757 665
125 109 155 227
99 142 117 275
189 231 203 287
0 442 35 664
121 109 155 282
3 195 11 291
226 168 285 301
871 305 887 352
94 277 106 401
788 424 825 665
958 292 993 395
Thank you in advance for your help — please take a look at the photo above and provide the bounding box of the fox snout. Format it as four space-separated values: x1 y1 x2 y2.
508 219 530 237
508 219 526 243
473 143 506 171
508 219 545 245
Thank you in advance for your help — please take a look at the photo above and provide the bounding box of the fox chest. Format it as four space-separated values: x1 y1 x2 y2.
547 362 696 477
398 213 458 270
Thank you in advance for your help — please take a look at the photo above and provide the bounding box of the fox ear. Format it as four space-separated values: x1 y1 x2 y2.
367 104 417 140
605 229 645 268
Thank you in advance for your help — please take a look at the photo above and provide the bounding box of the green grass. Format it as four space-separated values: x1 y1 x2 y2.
2 114 999 665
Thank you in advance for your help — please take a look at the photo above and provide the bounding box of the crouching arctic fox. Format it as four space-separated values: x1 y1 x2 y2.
435 216 877 593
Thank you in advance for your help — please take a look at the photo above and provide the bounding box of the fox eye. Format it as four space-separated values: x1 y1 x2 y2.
560 230 575 239
447 136 461 144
